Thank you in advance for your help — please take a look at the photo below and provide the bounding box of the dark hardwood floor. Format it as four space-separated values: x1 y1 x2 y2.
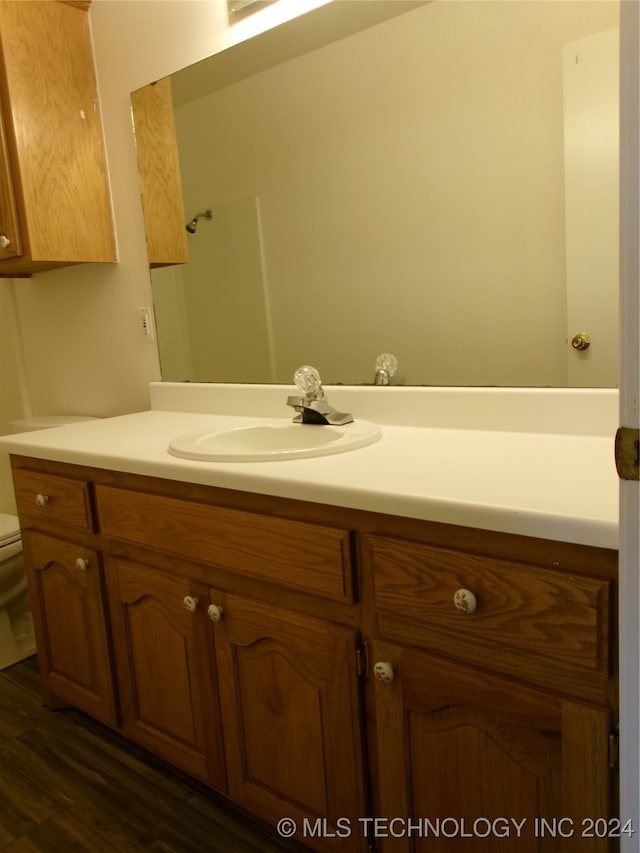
0 657 308 852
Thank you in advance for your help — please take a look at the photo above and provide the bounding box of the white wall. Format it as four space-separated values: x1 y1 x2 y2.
0 283 24 512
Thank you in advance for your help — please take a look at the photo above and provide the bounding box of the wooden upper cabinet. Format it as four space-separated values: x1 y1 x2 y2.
0 0 116 276
130 78 189 268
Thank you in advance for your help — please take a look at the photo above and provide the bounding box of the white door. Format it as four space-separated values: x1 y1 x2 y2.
563 27 619 387
618 2 639 848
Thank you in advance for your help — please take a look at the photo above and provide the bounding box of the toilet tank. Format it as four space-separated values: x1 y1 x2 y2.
9 415 99 433
0 512 23 603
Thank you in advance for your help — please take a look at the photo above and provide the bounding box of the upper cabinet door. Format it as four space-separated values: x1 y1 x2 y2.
0 0 116 277
0 99 21 261
130 78 189 268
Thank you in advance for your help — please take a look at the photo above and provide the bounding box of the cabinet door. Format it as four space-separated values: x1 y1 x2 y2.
0 101 21 261
210 590 368 853
371 641 612 853
130 78 189 268
0 0 116 275
107 559 225 789
25 531 115 726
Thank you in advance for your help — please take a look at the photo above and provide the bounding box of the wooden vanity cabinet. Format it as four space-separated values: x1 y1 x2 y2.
0 1 116 276
12 466 116 726
365 534 617 853
10 457 618 853
96 481 368 851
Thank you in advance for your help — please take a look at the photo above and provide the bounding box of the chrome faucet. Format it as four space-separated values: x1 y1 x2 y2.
287 366 353 425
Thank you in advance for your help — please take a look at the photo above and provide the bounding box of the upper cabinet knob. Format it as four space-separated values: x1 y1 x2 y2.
207 604 224 622
453 588 477 614
75 558 89 571
35 494 50 507
183 596 199 613
0 235 11 249
373 661 395 683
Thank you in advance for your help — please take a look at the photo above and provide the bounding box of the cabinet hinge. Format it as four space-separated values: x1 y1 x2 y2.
608 731 619 769
615 427 640 481
356 643 368 678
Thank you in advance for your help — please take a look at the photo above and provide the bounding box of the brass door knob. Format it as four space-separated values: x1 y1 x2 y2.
571 333 591 351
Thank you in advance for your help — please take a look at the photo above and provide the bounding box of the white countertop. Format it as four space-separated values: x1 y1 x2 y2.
0 384 619 550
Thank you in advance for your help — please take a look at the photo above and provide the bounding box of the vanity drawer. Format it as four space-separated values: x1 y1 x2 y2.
96 485 354 603
369 535 611 674
13 469 94 532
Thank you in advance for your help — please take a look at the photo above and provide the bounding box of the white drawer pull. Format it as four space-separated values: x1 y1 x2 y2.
75 558 89 571
207 604 223 622
454 588 477 614
36 493 50 507
183 595 199 613
373 661 394 683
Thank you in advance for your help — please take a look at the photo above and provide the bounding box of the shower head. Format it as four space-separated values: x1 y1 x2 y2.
185 209 212 234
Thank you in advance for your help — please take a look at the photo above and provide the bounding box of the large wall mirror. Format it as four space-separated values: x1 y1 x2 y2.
136 0 620 387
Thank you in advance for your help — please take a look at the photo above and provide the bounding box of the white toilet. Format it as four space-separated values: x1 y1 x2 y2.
0 512 35 670
0 415 98 670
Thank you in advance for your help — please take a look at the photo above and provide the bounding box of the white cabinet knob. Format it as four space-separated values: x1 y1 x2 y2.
35 494 50 507
454 588 477 614
0 235 11 249
207 604 223 622
183 595 199 613
373 661 394 683
75 558 89 571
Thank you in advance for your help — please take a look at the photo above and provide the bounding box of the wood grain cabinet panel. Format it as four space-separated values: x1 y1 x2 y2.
23 530 116 726
210 591 368 852
97 485 355 603
0 0 115 276
371 640 612 853
0 96 21 259
13 469 94 531
106 558 226 790
369 535 611 677
130 78 189 268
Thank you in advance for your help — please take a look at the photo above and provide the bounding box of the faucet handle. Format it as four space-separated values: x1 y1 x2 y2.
294 365 324 399
375 353 398 377
374 353 398 385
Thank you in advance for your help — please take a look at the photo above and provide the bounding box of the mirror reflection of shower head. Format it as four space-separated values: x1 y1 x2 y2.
185 209 213 233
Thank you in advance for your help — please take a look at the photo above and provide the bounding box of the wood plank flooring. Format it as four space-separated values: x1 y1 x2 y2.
0 657 308 852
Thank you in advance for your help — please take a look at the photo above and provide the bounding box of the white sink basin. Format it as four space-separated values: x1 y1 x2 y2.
168 419 382 462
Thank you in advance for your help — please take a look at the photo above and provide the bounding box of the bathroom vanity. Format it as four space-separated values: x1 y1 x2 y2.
2 385 620 852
